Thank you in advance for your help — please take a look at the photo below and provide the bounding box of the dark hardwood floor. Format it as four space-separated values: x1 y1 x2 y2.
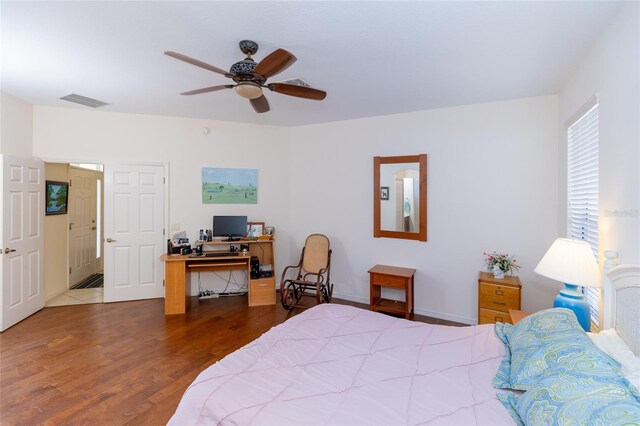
0 296 463 425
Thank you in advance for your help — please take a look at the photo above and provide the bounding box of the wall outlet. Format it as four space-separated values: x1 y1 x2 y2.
170 223 180 232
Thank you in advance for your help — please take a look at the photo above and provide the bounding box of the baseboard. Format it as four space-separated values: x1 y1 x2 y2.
45 286 68 303
331 291 475 326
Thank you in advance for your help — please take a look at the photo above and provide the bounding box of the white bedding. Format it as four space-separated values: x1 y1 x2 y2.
169 304 514 425
589 328 640 389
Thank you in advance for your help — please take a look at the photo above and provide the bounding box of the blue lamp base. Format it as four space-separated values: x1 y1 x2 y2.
554 283 591 332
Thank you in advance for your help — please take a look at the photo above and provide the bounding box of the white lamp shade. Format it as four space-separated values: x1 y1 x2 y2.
534 238 600 288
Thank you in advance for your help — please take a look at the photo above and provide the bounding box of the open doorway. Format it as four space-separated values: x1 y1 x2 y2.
44 163 105 307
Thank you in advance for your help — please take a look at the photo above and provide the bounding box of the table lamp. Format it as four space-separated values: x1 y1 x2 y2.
534 238 599 331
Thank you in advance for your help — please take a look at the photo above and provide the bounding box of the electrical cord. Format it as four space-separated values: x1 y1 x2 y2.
199 270 248 297
256 242 265 266
212 270 241 292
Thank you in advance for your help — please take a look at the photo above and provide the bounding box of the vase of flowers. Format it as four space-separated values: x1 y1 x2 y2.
484 251 520 279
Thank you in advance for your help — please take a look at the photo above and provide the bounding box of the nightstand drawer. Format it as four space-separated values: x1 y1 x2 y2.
249 278 275 306
371 274 406 289
479 308 513 325
479 283 520 312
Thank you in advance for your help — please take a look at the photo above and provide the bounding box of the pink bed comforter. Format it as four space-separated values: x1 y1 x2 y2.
169 304 514 425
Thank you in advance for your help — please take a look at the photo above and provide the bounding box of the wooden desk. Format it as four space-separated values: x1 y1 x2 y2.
161 239 275 315
368 264 416 319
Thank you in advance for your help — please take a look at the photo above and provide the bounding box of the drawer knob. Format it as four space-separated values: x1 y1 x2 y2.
493 301 506 306
495 290 504 295
495 317 504 322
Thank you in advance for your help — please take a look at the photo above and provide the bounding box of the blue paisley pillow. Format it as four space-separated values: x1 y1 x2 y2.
498 370 640 425
493 308 621 390
494 308 640 424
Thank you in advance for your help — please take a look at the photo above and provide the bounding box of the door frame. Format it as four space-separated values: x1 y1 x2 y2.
39 158 169 302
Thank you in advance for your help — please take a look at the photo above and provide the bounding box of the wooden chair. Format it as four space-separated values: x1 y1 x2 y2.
280 234 333 310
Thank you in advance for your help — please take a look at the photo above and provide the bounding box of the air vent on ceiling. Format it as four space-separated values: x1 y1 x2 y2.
278 78 311 88
60 93 109 108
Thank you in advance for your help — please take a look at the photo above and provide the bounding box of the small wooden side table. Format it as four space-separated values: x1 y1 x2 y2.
509 309 532 324
368 264 416 319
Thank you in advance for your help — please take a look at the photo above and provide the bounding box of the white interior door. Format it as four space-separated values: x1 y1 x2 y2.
68 167 97 286
103 163 165 303
1 155 45 331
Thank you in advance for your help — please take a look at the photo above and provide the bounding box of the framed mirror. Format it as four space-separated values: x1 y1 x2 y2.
373 154 427 241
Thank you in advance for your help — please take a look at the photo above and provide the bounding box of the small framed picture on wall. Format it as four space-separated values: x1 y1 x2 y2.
46 180 69 215
380 186 389 201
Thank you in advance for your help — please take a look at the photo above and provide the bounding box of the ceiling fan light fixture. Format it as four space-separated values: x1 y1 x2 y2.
166 40 326 113
234 82 263 99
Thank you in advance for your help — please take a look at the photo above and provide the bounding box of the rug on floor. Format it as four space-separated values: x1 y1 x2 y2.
70 273 104 289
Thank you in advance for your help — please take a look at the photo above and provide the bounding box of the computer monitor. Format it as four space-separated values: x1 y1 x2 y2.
212 215 247 241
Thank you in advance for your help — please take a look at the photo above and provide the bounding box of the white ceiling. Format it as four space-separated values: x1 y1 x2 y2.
1 1 623 127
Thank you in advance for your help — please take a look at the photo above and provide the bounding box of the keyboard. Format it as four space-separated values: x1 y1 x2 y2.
204 252 239 257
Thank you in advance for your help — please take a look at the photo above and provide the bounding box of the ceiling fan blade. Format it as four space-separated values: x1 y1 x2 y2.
254 49 297 79
250 95 270 113
180 85 232 96
165 51 229 76
269 83 326 101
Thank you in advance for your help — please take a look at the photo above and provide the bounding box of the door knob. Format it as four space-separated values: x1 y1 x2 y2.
4 248 16 254
106 238 116 243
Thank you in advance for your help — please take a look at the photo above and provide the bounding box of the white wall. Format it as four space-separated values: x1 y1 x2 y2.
559 2 640 265
32 107 294 292
0 92 34 157
32 97 560 323
289 96 560 323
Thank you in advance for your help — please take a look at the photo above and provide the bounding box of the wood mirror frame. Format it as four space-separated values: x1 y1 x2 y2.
373 154 427 241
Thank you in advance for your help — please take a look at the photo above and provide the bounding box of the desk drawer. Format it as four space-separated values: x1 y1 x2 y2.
371 273 406 289
479 282 520 312
479 308 513 325
249 278 275 306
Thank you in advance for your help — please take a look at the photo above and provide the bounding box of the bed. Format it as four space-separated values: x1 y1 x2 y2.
169 264 640 425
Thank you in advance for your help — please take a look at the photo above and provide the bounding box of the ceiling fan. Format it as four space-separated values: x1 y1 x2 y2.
165 40 327 113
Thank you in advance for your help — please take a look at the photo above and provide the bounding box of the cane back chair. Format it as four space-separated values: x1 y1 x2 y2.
280 234 333 310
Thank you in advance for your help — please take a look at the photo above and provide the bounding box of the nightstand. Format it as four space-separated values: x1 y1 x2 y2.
478 272 521 324
369 264 416 319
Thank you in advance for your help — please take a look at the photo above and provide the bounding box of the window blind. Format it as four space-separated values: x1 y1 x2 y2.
567 102 599 330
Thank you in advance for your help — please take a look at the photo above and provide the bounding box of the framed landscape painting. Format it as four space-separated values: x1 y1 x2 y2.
202 168 258 204
46 180 69 215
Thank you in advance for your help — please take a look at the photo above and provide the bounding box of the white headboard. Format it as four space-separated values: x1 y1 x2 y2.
604 261 640 357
